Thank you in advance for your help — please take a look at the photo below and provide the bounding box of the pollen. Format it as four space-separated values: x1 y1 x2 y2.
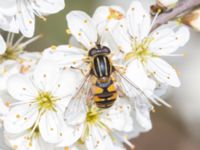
51 45 57 51
66 28 71 35
28 20 32 24
105 27 109 31
5 101 10 107
20 65 31 74
78 32 82 36
16 114 21 119
67 44 72 48
83 19 88 23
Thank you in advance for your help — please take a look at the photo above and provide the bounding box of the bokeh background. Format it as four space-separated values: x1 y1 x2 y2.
24 0 200 150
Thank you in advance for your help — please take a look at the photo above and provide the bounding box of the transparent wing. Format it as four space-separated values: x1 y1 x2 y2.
113 69 171 108
64 74 92 125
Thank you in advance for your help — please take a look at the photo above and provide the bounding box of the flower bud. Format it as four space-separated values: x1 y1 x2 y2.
151 0 178 15
157 0 178 9
182 8 200 31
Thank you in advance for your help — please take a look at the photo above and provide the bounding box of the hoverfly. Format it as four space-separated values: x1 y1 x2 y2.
64 44 169 122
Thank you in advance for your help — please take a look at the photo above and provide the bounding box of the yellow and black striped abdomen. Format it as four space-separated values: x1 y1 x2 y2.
92 78 117 108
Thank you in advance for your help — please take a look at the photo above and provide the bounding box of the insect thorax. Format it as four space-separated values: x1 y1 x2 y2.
92 54 112 78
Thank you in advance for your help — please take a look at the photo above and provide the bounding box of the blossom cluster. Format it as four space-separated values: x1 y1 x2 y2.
0 0 190 150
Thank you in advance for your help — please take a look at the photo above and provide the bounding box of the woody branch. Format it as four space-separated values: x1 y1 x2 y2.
152 0 200 31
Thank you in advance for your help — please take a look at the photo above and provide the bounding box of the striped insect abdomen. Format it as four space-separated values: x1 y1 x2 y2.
92 78 117 108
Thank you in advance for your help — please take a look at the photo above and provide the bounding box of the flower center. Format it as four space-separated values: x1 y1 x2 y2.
86 109 99 124
80 108 101 142
125 37 155 63
0 48 22 63
36 92 57 111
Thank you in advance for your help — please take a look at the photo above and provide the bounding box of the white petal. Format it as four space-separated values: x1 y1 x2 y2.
149 28 179 55
53 69 83 99
126 60 156 91
100 31 121 60
0 96 9 117
4 103 39 134
85 126 115 150
0 0 17 16
42 45 86 68
16 0 35 37
31 0 65 15
7 74 38 101
0 128 9 150
0 60 20 91
39 110 65 143
58 124 84 147
134 99 152 131
126 1 151 41
93 6 125 34
68 36 82 47
32 136 56 150
112 20 132 53
66 11 97 50
0 34 6 55
149 26 190 55
175 26 190 47
0 91 15 120
101 101 133 132
146 57 180 87
0 16 19 33
33 60 60 92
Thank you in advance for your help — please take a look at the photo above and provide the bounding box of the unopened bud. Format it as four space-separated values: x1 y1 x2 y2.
182 8 200 32
157 0 178 9
151 0 178 15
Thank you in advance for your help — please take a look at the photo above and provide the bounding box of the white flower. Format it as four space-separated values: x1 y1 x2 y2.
4 60 81 144
112 1 190 87
59 101 133 150
0 0 65 37
0 33 41 91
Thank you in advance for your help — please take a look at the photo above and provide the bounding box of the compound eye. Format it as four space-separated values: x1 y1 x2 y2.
89 48 97 56
102 46 111 54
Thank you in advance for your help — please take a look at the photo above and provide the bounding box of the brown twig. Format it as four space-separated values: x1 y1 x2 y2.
152 0 200 31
